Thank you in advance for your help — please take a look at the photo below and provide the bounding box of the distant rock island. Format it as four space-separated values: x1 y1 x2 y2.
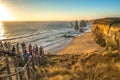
74 21 79 30
92 18 120 50
80 20 87 27
74 20 87 32
80 20 87 32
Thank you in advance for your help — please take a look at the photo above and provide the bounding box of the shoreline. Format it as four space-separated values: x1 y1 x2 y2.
55 32 103 54
45 38 73 54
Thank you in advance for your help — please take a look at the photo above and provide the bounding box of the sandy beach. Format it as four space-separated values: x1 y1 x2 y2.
56 32 103 54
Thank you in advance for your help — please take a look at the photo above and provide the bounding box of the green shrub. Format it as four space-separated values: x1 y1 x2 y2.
96 38 106 47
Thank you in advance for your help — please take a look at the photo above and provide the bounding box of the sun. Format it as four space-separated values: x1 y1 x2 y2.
0 4 15 21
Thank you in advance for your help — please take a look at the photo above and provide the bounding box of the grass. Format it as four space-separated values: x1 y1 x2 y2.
32 51 120 80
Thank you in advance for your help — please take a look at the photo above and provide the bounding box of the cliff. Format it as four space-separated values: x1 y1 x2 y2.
92 18 120 50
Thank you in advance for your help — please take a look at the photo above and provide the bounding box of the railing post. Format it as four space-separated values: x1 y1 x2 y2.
13 56 19 80
14 68 19 80
19 70 23 80
26 63 30 80
5 54 12 80
31 56 35 70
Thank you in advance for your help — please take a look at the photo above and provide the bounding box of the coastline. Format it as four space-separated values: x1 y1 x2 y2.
45 38 73 54
55 32 103 54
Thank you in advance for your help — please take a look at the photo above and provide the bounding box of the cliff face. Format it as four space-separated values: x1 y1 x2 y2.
92 18 120 50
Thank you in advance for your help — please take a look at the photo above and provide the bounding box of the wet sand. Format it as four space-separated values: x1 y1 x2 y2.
56 32 103 54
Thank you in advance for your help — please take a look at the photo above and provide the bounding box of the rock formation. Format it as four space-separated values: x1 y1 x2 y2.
80 20 87 27
74 21 79 31
71 22 73 27
80 20 87 32
92 18 120 50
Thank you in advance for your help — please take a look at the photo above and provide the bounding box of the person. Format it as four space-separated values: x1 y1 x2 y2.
39 46 44 56
21 42 26 53
0 41 3 52
12 45 16 56
33 45 36 55
23 50 30 63
39 46 44 65
16 43 20 54
35 44 38 55
33 44 39 65
4 41 8 51
7 42 12 54
28 44 32 55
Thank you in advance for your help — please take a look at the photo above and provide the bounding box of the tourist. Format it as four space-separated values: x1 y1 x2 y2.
28 44 32 55
4 41 8 51
33 45 36 55
21 42 26 53
16 43 20 54
39 46 44 65
33 44 39 65
23 50 30 63
12 45 16 56
35 44 38 55
0 41 3 52
39 46 44 56
7 42 12 54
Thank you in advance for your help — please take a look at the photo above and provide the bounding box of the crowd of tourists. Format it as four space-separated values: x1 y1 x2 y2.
0 41 44 65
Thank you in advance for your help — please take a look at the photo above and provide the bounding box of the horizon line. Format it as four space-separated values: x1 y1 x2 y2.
1 17 120 22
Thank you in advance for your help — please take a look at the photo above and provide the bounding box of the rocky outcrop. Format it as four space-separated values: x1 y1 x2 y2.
71 22 73 27
92 18 120 50
74 21 79 30
80 20 87 27
80 20 87 32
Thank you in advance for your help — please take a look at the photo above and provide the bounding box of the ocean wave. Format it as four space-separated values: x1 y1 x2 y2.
0 32 47 41
1 21 92 53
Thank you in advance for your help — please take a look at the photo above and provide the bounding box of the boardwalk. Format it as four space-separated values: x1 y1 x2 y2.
0 54 39 80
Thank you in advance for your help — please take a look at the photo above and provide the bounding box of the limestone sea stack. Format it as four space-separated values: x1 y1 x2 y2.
74 21 79 31
80 20 87 32
71 22 73 27
80 20 87 27
92 18 120 50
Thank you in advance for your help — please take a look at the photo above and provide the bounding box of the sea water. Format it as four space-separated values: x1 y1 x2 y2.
0 21 91 53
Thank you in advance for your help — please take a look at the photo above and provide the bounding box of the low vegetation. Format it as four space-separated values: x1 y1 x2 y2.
33 50 120 80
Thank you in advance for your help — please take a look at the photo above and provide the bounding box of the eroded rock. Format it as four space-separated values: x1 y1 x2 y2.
92 18 120 50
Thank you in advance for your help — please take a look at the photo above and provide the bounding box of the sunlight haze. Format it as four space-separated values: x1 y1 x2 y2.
0 0 120 21
0 4 15 21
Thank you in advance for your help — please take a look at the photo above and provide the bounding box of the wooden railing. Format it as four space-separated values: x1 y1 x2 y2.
0 57 7 74
0 55 35 80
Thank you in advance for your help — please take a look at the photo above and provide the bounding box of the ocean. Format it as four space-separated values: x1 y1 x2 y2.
0 21 91 53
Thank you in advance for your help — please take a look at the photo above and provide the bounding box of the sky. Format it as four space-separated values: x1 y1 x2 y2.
0 0 120 21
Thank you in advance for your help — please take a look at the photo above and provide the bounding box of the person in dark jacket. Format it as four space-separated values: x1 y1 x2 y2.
23 50 30 63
